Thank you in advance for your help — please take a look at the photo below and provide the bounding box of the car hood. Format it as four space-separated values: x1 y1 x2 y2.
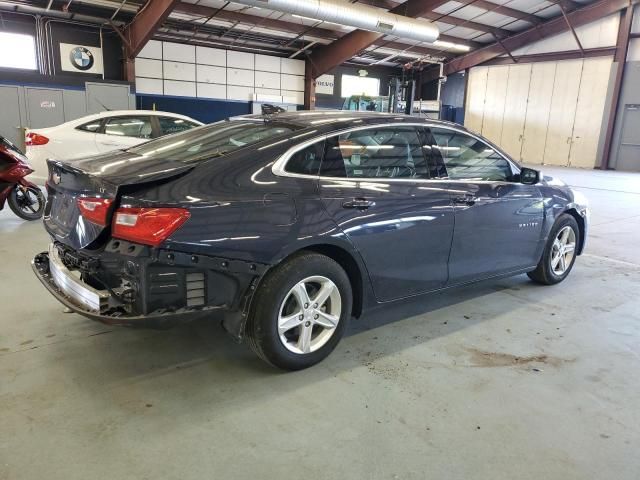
542 174 567 187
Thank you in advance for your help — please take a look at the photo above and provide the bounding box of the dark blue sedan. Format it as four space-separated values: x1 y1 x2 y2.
32 111 589 370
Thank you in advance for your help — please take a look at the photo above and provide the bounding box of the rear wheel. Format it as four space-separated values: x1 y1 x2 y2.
8 185 45 220
247 252 352 370
528 214 579 285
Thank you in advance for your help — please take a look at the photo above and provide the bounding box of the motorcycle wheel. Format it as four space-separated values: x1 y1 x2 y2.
8 185 45 220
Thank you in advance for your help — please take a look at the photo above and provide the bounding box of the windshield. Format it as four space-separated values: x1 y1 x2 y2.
127 120 301 163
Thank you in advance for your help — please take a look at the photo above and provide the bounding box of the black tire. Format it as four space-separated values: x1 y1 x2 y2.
246 251 352 370
8 185 45 221
527 213 580 285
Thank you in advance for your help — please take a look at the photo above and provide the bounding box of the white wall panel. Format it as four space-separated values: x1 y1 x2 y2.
227 85 254 101
281 74 304 92
135 40 304 104
227 51 254 70
135 58 162 79
255 71 280 89
163 61 196 81
500 64 532 160
521 62 557 165
197 83 226 100
464 66 488 134
136 77 163 95
196 46 226 66
282 90 304 105
255 54 280 73
543 59 583 166
512 14 619 56
197 64 226 84
255 88 282 97
481 65 509 145
138 40 162 59
254 93 283 103
569 56 613 168
164 80 196 97
163 43 195 63
227 68 254 87
281 58 305 75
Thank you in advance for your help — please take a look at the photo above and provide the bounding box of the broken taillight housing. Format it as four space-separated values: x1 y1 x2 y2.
77 197 113 226
112 207 190 247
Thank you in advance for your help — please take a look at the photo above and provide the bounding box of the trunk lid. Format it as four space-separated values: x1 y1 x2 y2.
44 150 194 249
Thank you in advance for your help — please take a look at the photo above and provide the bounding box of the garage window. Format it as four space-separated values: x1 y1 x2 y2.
341 74 380 98
0 32 37 70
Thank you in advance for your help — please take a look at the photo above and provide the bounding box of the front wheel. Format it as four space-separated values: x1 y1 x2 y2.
246 252 352 370
528 213 579 285
8 185 45 220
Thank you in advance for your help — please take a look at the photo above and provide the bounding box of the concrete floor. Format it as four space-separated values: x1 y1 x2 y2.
1 166 639 480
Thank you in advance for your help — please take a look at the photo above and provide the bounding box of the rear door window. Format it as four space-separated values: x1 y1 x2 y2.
285 141 324 176
320 126 428 179
158 116 199 136
76 120 103 133
103 116 153 139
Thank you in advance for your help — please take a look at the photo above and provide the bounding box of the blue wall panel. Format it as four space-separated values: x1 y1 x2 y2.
136 95 251 124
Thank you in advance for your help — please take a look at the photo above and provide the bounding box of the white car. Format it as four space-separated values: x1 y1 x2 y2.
25 110 203 183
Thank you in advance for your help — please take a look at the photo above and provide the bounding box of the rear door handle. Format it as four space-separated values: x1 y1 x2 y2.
453 195 476 206
343 198 375 210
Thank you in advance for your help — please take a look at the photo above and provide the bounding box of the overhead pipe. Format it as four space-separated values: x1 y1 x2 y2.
231 0 439 44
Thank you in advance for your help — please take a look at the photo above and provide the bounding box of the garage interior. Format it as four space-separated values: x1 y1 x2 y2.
1 0 640 478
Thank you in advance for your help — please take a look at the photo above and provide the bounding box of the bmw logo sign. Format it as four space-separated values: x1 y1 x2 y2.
70 46 94 71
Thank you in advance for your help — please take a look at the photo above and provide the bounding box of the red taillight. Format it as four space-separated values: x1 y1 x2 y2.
25 132 49 146
77 197 113 226
112 207 190 247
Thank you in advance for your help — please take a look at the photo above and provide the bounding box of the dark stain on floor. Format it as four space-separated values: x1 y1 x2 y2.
465 347 571 368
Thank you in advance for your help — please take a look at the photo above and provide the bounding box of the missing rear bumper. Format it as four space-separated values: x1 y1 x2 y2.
32 250 225 328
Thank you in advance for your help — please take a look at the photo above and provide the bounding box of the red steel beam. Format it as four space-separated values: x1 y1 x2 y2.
444 0 640 75
124 0 179 59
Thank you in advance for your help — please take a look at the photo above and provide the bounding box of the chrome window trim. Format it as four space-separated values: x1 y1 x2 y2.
271 122 521 183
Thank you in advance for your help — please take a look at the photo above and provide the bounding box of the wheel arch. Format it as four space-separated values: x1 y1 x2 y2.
563 208 586 255
301 244 365 319
263 242 369 320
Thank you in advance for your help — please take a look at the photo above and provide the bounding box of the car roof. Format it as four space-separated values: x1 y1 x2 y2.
236 110 464 132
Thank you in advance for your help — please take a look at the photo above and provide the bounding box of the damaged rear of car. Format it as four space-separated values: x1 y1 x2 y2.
32 118 302 334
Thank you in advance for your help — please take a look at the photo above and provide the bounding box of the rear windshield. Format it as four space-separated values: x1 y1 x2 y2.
126 120 300 163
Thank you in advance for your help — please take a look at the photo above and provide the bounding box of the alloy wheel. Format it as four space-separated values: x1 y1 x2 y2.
550 225 576 276
278 275 342 354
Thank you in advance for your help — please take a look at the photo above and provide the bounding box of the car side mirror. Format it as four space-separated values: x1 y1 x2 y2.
519 167 540 185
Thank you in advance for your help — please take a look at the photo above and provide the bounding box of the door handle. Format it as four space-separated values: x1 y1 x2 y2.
343 198 375 210
453 195 476 206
